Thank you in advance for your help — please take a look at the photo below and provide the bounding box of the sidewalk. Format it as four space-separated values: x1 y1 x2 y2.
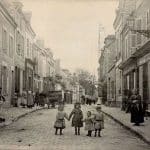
0 106 42 128
101 105 150 145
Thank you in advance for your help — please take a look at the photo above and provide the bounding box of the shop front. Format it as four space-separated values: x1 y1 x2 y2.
137 53 150 110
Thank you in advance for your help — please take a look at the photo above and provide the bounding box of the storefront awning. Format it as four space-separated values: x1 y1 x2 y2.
132 40 150 58
119 40 150 70
119 57 136 70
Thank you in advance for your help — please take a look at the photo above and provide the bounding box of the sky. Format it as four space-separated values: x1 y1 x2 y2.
20 0 118 76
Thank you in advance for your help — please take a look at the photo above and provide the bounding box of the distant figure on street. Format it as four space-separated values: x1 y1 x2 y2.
27 91 34 108
93 104 104 137
130 89 144 126
21 91 27 108
83 111 94 137
0 87 5 122
54 103 69 135
69 102 83 135
34 91 40 106
0 87 5 104
122 89 128 111
125 89 132 113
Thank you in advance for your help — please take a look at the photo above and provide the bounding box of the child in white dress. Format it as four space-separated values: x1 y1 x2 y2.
83 111 94 137
54 104 69 135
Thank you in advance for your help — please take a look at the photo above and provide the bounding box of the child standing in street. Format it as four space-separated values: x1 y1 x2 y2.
94 104 104 137
54 103 69 135
83 111 94 137
69 102 83 135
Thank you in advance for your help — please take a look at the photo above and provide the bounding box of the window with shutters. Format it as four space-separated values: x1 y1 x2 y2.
2 28 8 54
9 35 14 57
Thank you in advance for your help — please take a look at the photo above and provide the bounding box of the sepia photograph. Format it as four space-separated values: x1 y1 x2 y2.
0 0 150 149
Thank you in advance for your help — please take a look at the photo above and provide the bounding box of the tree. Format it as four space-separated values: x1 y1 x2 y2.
74 69 96 96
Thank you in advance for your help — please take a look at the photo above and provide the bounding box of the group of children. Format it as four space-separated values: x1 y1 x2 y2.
54 102 104 137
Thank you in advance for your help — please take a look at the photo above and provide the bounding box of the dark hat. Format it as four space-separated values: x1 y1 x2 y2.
96 104 102 109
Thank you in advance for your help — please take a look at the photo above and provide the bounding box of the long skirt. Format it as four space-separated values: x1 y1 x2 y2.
72 118 83 127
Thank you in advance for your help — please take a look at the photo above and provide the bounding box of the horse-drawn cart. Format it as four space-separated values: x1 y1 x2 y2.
46 90 64 108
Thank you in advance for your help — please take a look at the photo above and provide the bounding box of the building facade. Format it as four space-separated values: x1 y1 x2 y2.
119 0 150 110
0 1 16 105
105 35 116 106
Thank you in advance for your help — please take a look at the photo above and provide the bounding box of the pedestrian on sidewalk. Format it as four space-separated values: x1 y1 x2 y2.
130 89 144 126
93 104 104 137
20 91 27 108
27 91 34 108
83 111 94 137
54 103 69 135
69 102 83 135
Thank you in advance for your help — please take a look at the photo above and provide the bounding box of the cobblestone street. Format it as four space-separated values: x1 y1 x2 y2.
0 105 149 150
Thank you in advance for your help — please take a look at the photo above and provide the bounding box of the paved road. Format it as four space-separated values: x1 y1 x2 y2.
0 105 149 150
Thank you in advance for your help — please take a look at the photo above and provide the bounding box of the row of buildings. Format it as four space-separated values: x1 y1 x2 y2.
98 0 150 110
0 0 84 106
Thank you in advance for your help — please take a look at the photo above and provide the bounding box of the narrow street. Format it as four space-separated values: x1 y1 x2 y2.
0 105 149 150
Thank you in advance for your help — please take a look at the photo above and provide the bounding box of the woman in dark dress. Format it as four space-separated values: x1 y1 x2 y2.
130 89 144 126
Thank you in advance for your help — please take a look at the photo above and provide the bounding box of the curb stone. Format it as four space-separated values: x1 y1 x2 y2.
0 107 44 129
102 110 150 145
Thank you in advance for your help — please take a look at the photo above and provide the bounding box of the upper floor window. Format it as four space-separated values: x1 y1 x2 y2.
136 19 142 45
20 35 24 57
146 9 150 29
2 28 8 54
17 31 21 56
125 37 128 59
9 35 14 57
27 39 29 57
30 43 32 59
131 33 136 54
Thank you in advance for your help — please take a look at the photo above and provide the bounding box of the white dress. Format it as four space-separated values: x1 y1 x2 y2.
54 111 68 129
